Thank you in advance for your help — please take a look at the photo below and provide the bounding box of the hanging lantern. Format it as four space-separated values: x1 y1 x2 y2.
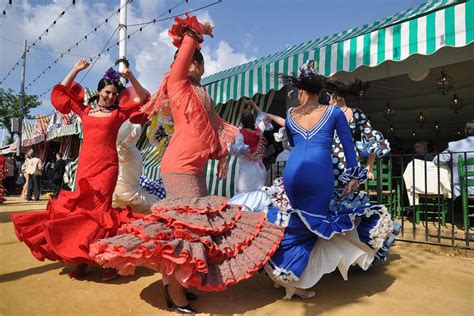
456 128 462 138
449 94 462 113
434 121 440 135
412 130 416 138
435 71 453 95
383 102 395 121
418 112 425 127
388 124 396 136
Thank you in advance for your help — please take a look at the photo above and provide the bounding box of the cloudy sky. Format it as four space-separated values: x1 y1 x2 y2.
0 0 426 125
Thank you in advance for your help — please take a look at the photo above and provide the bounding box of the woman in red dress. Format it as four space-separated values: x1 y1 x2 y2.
11 60 149 280
90 15 284 314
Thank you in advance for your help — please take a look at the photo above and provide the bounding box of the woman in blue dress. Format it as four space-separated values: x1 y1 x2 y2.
264 60 392 299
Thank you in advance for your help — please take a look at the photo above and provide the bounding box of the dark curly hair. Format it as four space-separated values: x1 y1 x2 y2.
241 109 256 130
279 73 325 95
326 79 367 98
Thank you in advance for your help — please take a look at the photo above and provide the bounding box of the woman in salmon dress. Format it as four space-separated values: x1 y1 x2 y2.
90 15 284 314
11 60 149 280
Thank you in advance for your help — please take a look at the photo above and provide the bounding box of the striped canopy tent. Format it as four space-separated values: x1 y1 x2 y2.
202 0 474 105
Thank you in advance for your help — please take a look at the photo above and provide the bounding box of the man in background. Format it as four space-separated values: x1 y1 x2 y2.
25 151 43 201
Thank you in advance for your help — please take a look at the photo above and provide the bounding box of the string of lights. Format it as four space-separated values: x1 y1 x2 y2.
33 0 223 99
25 0 133 91
79 26 120 83
1 0 12 17
0 1 76 85
0 37 91 58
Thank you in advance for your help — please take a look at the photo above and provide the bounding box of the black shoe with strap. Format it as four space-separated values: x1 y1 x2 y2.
164 285 196 314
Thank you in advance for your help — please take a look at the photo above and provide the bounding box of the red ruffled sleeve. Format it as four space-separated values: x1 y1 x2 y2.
50 82 86 117
168 13 205 49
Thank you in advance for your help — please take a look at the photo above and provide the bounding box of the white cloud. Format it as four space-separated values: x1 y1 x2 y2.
202 40 254 76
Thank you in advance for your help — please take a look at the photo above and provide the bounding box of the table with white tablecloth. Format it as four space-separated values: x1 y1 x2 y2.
403 159 452 206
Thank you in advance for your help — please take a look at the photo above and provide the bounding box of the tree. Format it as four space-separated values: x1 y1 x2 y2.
0 87 41 144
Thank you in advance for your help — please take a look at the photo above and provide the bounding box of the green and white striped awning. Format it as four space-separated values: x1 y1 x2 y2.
202 0 474 104
46 119 82 141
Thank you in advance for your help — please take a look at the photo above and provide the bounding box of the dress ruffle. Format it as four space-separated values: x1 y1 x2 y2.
340 166 368 184
266 203 392 249
355 130 391 158
90 196 284 291
228 190 272 212
11 178 144 264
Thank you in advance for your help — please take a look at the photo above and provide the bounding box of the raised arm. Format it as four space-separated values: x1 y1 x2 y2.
61 60 89 87
121 68 147 104
168 20 213 85
168 34 196 85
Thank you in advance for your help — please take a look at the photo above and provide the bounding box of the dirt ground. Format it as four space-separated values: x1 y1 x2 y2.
1 195 473 316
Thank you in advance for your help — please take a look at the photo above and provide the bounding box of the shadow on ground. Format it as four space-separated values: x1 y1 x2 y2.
139 254 400 315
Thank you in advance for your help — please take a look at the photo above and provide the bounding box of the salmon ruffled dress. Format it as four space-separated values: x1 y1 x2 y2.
11 82 148 264
89 15 284 291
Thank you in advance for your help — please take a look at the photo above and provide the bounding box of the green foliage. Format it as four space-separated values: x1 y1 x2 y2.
0 87 41 143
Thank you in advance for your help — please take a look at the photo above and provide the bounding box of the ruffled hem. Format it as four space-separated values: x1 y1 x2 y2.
266 203 392 250
228 190 272 212
340 166 368 184
11 178 144 264
265 229 375 290
90 195 285 291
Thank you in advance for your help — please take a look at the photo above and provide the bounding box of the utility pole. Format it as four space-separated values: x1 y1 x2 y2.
17 39 27 157
118 0 128 85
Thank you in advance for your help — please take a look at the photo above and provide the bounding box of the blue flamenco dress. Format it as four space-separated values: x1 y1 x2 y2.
264 105 392 296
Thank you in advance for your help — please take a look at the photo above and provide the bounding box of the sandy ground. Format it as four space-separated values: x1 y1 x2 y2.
1 195 473 316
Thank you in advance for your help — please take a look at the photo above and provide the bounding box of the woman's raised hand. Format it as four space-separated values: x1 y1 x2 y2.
120 67 134 80
73 59 90 72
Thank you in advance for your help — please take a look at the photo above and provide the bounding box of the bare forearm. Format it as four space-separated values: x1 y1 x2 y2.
267 113 285 126
128 75 147 104
367 153 376 170
61 68 80 87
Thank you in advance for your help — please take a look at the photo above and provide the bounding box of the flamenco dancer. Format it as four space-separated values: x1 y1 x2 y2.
227 99 273 211
11 60 149 281
263 60 392 299
90 15 284 314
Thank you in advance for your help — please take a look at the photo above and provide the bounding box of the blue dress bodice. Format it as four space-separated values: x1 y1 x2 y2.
283 105 359 216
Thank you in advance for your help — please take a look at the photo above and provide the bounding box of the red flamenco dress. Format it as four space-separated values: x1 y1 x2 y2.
89 15 285 291
11 82 147 264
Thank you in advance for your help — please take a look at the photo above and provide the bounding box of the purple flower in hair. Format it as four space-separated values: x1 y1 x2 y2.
103 67 121 83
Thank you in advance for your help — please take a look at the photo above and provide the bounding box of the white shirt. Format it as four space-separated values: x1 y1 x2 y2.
433 136 474 197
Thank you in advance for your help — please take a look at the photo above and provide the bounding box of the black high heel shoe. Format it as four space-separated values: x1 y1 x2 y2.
185 292 197 301
164 285 196 314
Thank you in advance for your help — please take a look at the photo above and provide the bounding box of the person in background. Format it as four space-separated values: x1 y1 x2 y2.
227 99 273 212
413 141 434 161
51 152 66 199
433 120 474 198
25 151 43 201
4 156 15 195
